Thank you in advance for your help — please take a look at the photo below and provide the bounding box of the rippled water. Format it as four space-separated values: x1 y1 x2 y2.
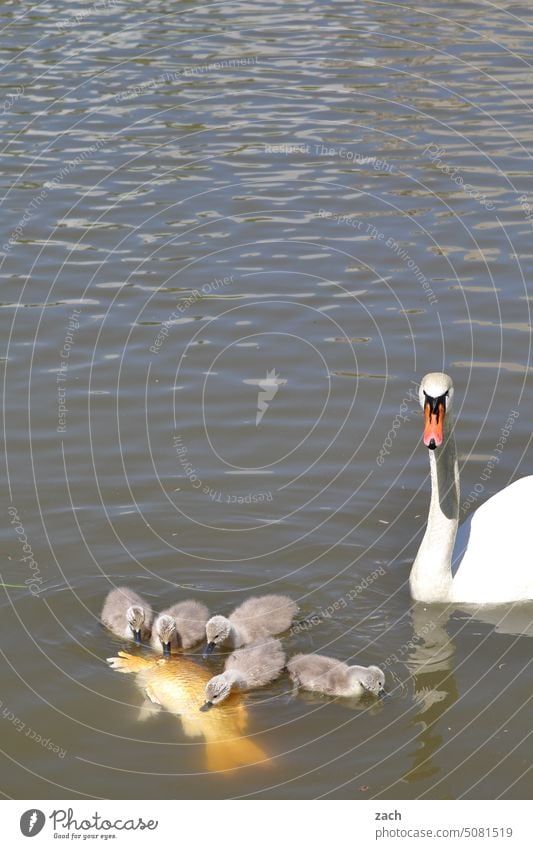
1 0 532 799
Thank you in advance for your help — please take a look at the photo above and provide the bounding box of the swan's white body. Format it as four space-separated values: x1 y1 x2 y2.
410 373 533 604
450 476 533 603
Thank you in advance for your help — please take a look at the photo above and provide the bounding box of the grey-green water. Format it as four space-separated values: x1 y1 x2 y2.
1 0 532 799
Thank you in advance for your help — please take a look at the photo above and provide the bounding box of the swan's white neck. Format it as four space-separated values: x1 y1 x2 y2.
410 413 460 602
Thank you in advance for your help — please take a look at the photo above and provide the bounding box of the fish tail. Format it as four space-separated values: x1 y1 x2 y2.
106 652 152 674
206 734 270 772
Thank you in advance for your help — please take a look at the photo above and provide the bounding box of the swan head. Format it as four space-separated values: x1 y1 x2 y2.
155 614 176 655
418 372 454 450
126 605 146 642
359 665 386 696
203 615 231 656
200 673 232 710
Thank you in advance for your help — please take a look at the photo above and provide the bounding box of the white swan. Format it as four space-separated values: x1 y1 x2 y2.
410 372 533 604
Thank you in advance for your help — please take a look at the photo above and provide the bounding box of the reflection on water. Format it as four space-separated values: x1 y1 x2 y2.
1 0 532 799
404 606 458 785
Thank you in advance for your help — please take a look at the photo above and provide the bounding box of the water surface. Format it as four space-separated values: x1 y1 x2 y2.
1 0 532 799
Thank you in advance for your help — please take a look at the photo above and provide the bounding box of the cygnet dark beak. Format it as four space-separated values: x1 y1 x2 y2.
203 642 216 658
133 629 142 643
200 701 213 712
162 642 171 656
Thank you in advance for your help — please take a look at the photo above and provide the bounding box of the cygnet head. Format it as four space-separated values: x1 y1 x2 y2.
358 665 386 696
203 615 231 656
200 674 231 711
418 372 454 450
155 614 176 655
126 605 145 642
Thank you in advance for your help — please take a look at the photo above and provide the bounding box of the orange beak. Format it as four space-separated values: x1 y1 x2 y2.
423 399 445 449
